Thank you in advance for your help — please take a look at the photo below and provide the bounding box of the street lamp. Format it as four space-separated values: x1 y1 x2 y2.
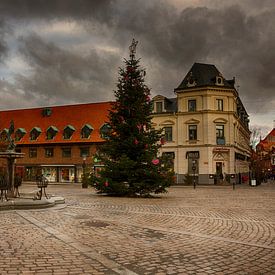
82 155 88 188
192 160 196 189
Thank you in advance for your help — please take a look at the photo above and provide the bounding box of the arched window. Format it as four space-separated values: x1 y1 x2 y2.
46 126 58 140
30 127 42 141
81 124 93 139
63 125 75 140
100 124 111 139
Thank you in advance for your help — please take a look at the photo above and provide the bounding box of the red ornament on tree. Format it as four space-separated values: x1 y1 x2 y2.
134 138 139 145
160 137 165 145
152 158 160 165
104 181 109 187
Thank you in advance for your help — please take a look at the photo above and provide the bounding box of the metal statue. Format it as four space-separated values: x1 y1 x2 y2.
7 120 16 151
129 38 138 59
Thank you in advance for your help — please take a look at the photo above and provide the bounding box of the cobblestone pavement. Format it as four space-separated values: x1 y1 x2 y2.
1 182 274 274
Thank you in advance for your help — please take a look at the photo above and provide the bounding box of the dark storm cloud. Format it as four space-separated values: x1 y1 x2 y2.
0 20 9 62
16 34 119 105
0 0 114 21
0 0 274 125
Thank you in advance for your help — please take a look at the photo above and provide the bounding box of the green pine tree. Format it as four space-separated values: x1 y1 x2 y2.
92 39 174 196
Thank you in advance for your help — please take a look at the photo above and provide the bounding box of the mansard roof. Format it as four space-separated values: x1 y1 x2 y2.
175 62 236 90
0 102 112 145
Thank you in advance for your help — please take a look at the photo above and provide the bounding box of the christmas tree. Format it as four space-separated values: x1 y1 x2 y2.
92 39 174 196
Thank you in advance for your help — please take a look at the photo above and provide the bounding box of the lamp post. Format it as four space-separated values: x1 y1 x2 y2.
192 160 196 189
82 155 87 188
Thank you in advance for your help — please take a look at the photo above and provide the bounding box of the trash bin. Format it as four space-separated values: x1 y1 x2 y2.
251 179 256 186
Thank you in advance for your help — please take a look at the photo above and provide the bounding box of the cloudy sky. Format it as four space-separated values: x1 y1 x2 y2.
0 0 274 134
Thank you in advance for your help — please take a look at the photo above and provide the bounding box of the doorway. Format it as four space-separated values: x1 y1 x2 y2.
216 162 223 183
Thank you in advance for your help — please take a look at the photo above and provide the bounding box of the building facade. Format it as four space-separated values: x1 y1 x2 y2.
256 128 275 179
0 102 112 183
0 63 251 184
152 63 251 184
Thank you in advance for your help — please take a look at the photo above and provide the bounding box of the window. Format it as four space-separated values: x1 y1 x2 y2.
29 148 37 158
100 124 111 139
30 127 41 141
46 126 58 140
0 129 8 141
45 148 54 158
15 128 27 141
188 100 196 112
189 125 197 140
81 124 93 139
156 102 163 113
80 147 90 158
62 148 71 158
164 127 172 142
216 99 223 111
63 125 75 140
216 125 225 145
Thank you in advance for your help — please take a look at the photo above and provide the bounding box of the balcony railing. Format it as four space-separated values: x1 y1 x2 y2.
217 137 225 145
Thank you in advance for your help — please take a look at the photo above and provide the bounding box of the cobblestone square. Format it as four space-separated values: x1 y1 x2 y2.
0 183 274 274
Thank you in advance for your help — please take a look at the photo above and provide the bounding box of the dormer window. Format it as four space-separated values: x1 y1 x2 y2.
30 127 41 141
46 126 58 140
63 125 75 140
0 128 8 141
81 124 93 139
100 123 111 139
215 76 224 86
156 102 163 113
186 73 196 87
15 128 27 141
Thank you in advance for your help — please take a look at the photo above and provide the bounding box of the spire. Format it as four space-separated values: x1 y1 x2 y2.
129 38 138 60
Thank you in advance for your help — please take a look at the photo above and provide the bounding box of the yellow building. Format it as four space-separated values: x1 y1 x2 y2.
152 63 251 184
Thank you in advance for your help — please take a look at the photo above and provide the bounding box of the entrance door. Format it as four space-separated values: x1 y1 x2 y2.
216 162 223 183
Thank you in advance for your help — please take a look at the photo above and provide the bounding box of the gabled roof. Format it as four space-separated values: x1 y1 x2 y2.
175 62 235 90
0 102 112 145
256 128 275 152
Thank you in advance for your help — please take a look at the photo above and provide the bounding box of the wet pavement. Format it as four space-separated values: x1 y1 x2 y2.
0 182 274 274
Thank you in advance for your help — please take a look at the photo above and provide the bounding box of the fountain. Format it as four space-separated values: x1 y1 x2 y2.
0 120 24 198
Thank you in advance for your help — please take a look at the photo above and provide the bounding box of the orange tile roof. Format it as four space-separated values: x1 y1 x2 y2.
257 128 275 151
0 102 112 145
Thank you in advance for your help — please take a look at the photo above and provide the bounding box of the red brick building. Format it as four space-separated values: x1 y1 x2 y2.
256 128 275 179
0 102 112 183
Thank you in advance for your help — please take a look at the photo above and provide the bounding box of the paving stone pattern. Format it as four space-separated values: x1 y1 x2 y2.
1 183 275 274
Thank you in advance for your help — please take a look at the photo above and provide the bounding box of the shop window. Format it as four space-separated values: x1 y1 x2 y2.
62 148 71 158
45 148 54 158
29 148 37 158
46 126 58 140
100 124 111 139
188 100 196 112
81 124 93 139
216 125 225 145
80 147 90 157
164 126 172 142
216 99 223 111
30 127 41 141
15 128 27 141
63 125 75 140
188 125 197 140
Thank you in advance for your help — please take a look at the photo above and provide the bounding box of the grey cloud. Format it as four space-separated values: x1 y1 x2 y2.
0 0 274 127
16 34 119 104
0 20 9 62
